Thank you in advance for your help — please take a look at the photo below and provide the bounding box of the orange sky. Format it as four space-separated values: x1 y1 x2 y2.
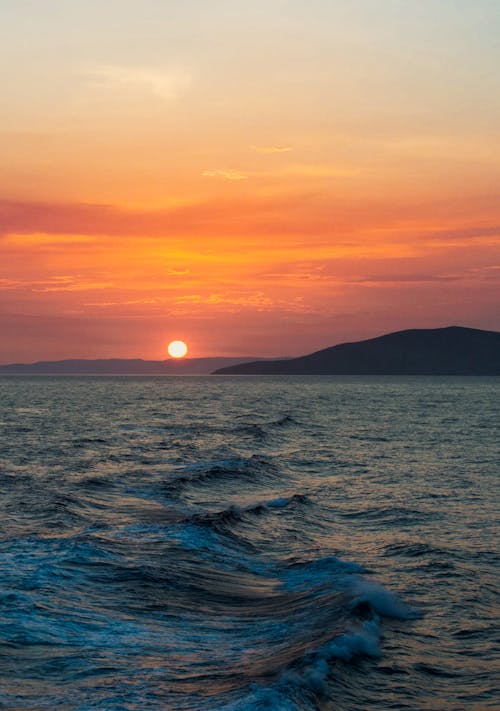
1 1 499 362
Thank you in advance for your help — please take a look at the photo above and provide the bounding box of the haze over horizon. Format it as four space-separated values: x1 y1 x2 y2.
1 324 499 368
1 1 499 363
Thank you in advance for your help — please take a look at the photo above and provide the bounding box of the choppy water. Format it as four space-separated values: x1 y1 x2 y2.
0 376 498 710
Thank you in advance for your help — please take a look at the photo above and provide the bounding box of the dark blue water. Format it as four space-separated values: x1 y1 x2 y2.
0 376 498 710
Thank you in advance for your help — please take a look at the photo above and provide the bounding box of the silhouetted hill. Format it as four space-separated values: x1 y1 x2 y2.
213 327 500 375
0 357 261 375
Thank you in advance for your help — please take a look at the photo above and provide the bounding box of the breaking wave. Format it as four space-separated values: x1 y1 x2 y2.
2 375 496 710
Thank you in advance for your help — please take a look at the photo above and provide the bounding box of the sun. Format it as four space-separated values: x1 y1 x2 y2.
167 340 188 359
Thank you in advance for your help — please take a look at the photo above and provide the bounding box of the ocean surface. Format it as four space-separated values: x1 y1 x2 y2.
0 376 498 711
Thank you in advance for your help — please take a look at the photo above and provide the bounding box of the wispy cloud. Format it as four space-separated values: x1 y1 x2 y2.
2 197 499 248
251 145 293 154
0 275 113 292
84 298 165 308
84 65 192 100
202 169 248 181
170 291 314 316
166 268 190 276
173 292 273 310
2 234 96 246
33 282 114 293
347 273 464 285
284 164 361 178
201 162 359 182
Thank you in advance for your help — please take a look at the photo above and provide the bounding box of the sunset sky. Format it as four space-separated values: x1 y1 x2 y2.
1 0 499 362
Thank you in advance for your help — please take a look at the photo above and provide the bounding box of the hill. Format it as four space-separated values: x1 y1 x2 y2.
212 327 500 375
0 357 261 376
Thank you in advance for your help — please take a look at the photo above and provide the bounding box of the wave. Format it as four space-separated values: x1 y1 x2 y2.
220 618 382 711
208 561 417 711
187 494 309 531
383 541 450 557
1 501 418 711
163 455 280 494
268 414 300 427
339 505 437 525
231 423 269 440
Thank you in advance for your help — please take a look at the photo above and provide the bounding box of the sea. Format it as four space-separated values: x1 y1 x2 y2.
0 376 498 710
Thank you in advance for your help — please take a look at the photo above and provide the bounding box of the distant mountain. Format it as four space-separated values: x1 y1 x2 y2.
0 357 262 376
213 327 500 375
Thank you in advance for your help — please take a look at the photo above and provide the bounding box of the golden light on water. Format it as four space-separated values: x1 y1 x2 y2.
167 340 188 359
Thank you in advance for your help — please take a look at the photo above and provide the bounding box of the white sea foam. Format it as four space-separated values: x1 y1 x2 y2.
222 619 382 710
284 555 365 591
283 618 382 692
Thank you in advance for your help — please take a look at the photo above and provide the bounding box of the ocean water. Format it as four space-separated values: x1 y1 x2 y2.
0 376 498 711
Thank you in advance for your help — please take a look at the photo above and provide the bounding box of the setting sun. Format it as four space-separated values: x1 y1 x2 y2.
1 3 499 710
167 340 188 359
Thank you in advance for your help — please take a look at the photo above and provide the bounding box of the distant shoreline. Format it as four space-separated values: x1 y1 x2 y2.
214 326 500 375
2 326 499 376
1 373 498 379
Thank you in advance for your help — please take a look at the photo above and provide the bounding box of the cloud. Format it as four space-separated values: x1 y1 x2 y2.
347 273 464 285
166 268 190 276
0 275 113 292
420 224 500 243
85 65 192 100
0 196 325 242
2 197 499 249
284 164 361 178
202 169 248 181
0 278 25 290
2 234 96 246
32 281 114 292
84 298 165 308
169 291 316 316
251 145 293 154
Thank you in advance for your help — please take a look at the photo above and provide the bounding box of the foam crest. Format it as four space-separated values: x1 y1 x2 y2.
284 555 364 591
351 579 420 620
284 618 381 691
221 619 382 710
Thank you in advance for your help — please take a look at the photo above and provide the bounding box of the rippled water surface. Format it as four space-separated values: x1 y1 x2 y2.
0 376 498 710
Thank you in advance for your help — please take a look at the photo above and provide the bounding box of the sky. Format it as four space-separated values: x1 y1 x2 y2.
1 0 499 362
